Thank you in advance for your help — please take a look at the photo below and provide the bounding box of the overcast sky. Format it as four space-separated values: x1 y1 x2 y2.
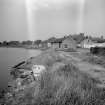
0 0 105 41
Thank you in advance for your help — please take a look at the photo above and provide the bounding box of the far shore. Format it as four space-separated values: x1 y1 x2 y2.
0 45 40 50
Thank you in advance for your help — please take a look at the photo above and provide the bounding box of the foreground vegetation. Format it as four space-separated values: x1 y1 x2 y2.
1 50 105 105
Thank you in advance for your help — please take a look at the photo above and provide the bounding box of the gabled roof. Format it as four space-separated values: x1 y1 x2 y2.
62 36 76 43
50 38 64 43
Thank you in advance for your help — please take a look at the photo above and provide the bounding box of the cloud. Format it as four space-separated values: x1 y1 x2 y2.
26 0 84 10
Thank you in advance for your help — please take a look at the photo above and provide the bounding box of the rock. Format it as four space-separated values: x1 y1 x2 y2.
13 61 25 68
21 70 32 75
31 65 46 78
5 92 12 97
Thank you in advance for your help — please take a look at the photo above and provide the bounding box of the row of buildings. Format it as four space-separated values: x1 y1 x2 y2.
35 36 105 50
39 36 77 50
80 38 105 49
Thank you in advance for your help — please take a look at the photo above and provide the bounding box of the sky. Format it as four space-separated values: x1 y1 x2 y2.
0 0 105 41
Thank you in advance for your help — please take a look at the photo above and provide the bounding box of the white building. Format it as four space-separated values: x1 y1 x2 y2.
81 39 97 48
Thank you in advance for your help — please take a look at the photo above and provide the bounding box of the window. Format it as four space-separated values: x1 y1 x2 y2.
64 44 68 48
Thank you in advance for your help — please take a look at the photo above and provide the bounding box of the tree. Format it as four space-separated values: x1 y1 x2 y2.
2 41 8 46
34 40 42 45
71 33 85 43
22 40 33 45
101 35 104 40
8 41 20 46
47 37 56 42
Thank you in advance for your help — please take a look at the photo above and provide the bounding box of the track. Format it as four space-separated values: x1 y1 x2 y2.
60 51 105 88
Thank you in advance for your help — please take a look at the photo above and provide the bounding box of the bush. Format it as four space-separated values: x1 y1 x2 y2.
83 55 105 67
90 47 105 56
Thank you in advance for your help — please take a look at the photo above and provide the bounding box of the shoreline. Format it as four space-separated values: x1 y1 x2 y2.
0 46 50 51
0 46 38 49
0 47 43 94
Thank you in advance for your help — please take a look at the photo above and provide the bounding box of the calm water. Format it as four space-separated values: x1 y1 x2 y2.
0 48 41 90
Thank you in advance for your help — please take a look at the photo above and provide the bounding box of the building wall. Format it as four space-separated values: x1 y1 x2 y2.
83 44 96 48
47 43 52 47
51 43 60 49
81 39 96 48
61 39 76 50
81 42 105 49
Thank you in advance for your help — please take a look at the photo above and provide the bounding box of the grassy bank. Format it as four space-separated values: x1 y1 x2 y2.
2 50 105 105
83 53 105 68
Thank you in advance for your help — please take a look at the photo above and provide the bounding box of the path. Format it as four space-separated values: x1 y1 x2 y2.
59 51 105 88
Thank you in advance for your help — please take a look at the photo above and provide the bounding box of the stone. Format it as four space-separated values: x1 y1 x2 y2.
31 65 46 77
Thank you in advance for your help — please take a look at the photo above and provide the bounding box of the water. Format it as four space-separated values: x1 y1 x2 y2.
0 48 41 91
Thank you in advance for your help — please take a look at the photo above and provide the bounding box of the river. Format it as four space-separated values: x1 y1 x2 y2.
0 48 41 91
